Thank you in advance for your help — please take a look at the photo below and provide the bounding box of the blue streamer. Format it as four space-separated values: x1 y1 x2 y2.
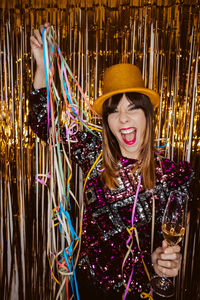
63 249 74 296
64 249 76 298
71 255 80 300
58 200 80 299
64 249 80 300
62 78 78 117
42 27 51 135
59 200 79 241
56 44 98 136
64 194 72 210
42 30 93 299
155 141 169 148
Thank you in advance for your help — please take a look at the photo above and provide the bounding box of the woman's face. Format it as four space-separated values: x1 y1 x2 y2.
107 94 146 159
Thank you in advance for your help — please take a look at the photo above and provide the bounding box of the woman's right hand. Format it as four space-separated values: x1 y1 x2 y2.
30 23 50 69
30 23 51 89
152 240 182 277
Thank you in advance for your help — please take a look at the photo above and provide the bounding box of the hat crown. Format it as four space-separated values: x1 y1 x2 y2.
103 64 145 94
92 63 160 116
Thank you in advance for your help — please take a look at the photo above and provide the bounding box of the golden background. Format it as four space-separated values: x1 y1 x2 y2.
0 0 199 299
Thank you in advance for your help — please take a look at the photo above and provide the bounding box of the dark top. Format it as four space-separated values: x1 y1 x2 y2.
29 87 194 297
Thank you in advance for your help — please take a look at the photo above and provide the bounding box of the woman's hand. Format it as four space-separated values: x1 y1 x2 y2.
30 23 50 89
152 240 182 277
30 23 50 68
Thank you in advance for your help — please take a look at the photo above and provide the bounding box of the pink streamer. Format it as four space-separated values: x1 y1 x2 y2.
123 266 134 300
126 175 141 245
124 175 141 299
35 177 47 186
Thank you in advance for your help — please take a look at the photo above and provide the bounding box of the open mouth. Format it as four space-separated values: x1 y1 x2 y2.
120 127 137 145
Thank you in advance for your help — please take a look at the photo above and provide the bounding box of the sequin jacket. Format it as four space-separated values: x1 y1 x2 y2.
29 87 194 295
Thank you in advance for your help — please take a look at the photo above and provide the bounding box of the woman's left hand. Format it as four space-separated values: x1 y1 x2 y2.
151 240 182 277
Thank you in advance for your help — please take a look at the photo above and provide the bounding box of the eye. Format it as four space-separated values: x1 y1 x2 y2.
110 108 118 114
128 105 136 111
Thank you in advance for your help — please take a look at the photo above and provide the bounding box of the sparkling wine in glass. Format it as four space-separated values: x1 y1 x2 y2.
150 190 189 298
162 223 185 247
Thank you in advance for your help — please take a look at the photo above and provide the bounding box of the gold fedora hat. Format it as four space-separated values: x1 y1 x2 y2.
92 63 160 116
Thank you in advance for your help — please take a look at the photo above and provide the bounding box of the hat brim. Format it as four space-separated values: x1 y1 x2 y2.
92 88 160 117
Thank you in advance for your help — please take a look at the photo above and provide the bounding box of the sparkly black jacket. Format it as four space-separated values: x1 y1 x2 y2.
29 87 194 296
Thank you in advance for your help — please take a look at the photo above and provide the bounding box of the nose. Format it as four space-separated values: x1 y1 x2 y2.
118 111 129 123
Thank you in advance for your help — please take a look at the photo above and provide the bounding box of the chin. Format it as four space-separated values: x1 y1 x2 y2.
122 143 140 156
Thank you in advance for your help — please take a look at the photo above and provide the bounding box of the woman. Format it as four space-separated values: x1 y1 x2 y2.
29 24 194 299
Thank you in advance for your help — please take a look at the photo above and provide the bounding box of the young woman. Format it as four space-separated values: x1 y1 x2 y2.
29 24 194 299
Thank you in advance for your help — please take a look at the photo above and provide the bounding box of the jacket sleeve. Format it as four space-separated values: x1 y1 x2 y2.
28 87 102 172
29 87 49 141
161 159 194 195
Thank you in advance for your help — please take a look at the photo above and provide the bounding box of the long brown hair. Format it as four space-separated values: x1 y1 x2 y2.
101 92 155 190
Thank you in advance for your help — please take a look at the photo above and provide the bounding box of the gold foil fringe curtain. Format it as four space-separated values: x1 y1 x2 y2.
0 2 200 299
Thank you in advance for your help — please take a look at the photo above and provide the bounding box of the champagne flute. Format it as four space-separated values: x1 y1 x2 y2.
150 190 189 298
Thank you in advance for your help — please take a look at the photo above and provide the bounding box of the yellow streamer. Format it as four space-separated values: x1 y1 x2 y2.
123 225 154 299
73 151 103 252
140 292 154 300
86 125 102 132
48 256 61 285
82 151 103 198
126 226 135 236
76 121 102 132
